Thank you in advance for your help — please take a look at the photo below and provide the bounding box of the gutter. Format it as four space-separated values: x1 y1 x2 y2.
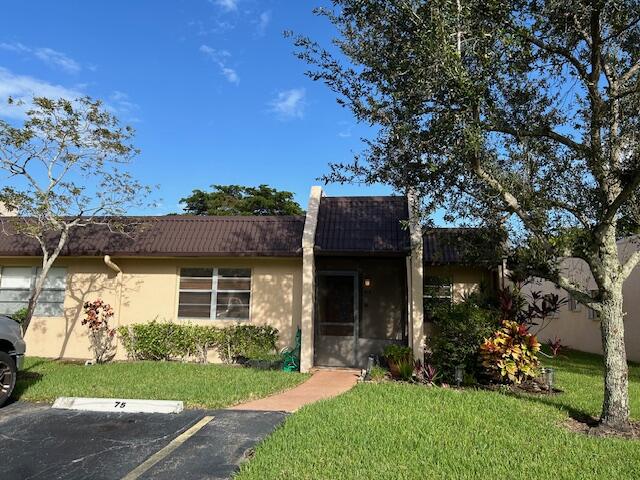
104 255 124 328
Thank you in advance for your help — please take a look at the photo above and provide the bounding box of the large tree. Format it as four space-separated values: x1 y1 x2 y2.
0 97 153 333
295 0 640 430
180 184 304 216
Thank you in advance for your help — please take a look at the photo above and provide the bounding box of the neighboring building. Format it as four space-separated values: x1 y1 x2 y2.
0 187 502 371
526 236 640 362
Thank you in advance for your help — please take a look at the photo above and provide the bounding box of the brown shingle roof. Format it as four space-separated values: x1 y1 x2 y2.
314 196 410 255
423 228 502 265
0 216 305 257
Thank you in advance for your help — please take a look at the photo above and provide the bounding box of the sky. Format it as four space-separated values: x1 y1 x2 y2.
0 0 393 215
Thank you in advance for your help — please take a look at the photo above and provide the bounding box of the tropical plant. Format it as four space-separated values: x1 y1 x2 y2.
382 344 414 380
547 337 565 357
414 361 440 386
480 321 541 384
81 299 116 364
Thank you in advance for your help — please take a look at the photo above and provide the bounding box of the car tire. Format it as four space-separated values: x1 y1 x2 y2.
0 351 17 407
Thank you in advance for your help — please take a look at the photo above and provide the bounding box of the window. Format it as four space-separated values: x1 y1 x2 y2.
568 294 581 312
423 276 453 320
178 268 251 320
0 266 66 316
587 289 599 320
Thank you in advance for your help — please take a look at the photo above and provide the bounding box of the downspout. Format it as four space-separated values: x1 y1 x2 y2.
104 255 124 328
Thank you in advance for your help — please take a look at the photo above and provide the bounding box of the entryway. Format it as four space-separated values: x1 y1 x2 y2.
313 257 408 368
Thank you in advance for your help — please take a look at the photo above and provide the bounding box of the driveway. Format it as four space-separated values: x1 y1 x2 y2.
0 401 286 480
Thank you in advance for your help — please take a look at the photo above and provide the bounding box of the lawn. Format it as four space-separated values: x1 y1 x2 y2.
15 357 308 409
236 350 640 480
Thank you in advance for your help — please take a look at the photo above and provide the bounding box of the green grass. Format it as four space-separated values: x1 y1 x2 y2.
15 357 308 409
236 350 640 480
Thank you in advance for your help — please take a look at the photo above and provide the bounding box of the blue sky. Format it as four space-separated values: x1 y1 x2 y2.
0 0 393 214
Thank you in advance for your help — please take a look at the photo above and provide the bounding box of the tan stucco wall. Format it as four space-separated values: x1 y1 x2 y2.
1 256 302 360
530 241 640 362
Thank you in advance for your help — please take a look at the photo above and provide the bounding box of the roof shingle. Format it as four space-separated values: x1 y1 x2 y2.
314 196 410 255
0 216 306 257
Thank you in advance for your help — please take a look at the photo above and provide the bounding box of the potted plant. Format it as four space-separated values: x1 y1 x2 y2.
383 344 413 380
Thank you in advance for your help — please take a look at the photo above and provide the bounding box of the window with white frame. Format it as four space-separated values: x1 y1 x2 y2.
423 276 453 321
0 266 66 316
178 268 251 320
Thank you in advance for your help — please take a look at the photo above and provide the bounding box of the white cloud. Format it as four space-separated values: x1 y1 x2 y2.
269 88 306 119
33 48 81 74
256 11 271 35
0 42 81 74
199 45 240 85
109 90 140 122
213 0 238 11
0 67 83 118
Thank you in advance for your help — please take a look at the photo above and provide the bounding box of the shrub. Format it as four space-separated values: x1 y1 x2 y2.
117 322 278 364
479 320 541 384
217 324 279 363
82 299 116 363
11 307 28 325
430 302 500 383
414 361 440 386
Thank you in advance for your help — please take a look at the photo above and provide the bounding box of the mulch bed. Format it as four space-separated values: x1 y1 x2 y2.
565 416 640 440
480 379 563 395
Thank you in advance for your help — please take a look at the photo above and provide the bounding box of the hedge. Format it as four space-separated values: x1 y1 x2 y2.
117 321 279 363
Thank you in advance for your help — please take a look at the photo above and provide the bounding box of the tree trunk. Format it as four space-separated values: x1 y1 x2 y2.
598 268 631 430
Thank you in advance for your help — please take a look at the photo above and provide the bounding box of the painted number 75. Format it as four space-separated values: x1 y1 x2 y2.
114 401 127 408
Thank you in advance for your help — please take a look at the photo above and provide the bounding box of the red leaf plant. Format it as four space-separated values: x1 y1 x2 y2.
81 299 116 363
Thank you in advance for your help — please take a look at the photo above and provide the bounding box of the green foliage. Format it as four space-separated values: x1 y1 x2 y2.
11 307 28 325
180 184 304 216
382 344 412 363
117 322 278 364
368 365 388 382
382 344 414 380
480 320 541 384
430 302 500 383
216 324 279 362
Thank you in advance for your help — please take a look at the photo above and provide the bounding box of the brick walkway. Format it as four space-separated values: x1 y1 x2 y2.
229 369 360 413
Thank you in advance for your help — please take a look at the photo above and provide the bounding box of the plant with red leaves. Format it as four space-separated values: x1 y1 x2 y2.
547 337 565 357
81 299 116 363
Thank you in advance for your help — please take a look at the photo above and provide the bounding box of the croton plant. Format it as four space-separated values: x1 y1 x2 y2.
479 320 540 384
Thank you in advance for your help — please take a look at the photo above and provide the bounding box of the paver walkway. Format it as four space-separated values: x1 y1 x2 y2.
230 369 359 413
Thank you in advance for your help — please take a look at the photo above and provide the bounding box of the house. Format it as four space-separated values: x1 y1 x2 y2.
526 236 640 362
0 187 502 371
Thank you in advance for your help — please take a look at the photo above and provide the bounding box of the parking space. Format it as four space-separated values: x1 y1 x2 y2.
0 402 287 480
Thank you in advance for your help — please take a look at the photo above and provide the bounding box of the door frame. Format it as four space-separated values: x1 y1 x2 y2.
314 270 359 367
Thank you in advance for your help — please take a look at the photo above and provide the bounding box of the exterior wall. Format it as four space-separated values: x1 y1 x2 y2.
529 240 640 362
1 256 302 360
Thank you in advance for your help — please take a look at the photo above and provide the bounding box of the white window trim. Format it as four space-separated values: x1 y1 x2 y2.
178 267 252 321
0 266 66 317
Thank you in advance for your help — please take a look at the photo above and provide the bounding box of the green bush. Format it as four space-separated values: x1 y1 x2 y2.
117 321 278 364
430 302 500 383
11 307 28 325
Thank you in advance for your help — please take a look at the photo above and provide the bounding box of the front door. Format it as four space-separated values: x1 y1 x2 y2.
314 271 358 367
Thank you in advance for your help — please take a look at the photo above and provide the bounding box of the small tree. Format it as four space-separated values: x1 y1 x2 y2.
0 96 153 332
180 184 304 216
294 1 640 430
82 299 116 364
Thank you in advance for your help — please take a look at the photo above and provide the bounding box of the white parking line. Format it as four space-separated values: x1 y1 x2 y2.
120 415 215 480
